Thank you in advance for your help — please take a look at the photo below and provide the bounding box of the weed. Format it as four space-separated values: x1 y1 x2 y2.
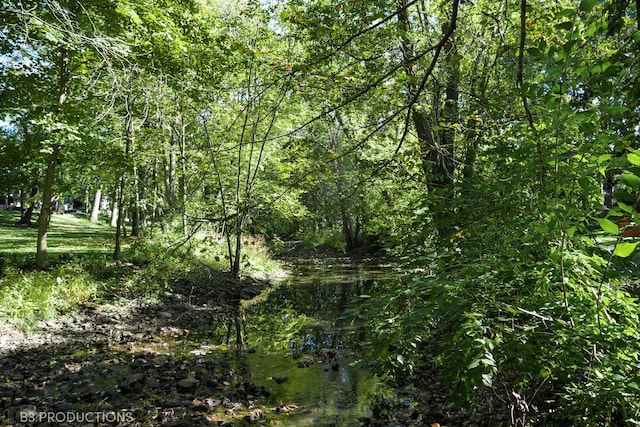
0 212 284 329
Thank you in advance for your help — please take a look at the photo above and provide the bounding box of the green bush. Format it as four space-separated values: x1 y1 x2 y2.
0 266 102 328
360 222 640 424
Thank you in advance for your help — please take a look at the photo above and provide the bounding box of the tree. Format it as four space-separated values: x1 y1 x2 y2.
2 0 129 268
198 10 292 276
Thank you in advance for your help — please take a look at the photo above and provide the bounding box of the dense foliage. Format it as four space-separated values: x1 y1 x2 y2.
2 0 640 424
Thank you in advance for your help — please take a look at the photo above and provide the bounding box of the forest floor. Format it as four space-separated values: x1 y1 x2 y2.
0 263 511 427
0 270 287 426
0 214 512 426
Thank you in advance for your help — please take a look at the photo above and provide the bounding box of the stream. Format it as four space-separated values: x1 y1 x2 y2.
0 258 406 426
237 259 402 426
138 258 403 425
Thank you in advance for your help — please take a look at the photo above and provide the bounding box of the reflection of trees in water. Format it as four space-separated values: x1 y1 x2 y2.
242 262 396 353
221 263 393 423
201 300 246 351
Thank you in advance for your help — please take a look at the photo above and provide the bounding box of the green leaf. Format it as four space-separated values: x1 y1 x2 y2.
606 105 630 115
595 218 619 234
628 382 640 391
618 202 634 213
620 172 640 189
536 217 558 233
627 152 640 166
527 47 542 58
556 9 574 18
556 21 573 31
580 0 598 12
585 23 598 37
614 242 639 258
596 154 611 164
614 190 637 204
481 372 493 387
116 4 142 25
602 65 621 78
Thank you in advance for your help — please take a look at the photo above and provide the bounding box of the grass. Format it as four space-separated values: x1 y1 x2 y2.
0 210 114 259
0 211 118 328
188 232 286 280
0 210 285 329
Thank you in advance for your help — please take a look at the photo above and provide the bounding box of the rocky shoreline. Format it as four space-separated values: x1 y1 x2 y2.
1 264 513 427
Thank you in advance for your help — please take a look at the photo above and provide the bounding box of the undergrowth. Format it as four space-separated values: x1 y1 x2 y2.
0 213 284 330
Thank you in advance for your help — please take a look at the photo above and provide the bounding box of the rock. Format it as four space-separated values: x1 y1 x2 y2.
176 378 198 393
270 404 298 414
192 402 209 413
273 376 288 384
200 375 219 387
244 410 263 423
228 402 245 412
297 359 311 368
119 372 145 394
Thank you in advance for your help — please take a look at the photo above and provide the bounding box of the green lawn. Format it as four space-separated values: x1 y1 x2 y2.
0 211 114 260
0 210 284 329
0 211 132 328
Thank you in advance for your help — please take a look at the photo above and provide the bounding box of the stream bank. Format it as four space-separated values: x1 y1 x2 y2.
1 256 508 426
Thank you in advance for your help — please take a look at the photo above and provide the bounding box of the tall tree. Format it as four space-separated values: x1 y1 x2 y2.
2 0 128 268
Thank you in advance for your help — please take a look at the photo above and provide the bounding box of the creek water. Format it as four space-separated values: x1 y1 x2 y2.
121 258 402 425
236 258 402 426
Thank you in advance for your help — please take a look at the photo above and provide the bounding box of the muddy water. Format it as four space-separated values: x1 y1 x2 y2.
237 259 402 426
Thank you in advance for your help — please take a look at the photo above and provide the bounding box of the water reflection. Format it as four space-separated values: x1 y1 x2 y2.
239 259 401 426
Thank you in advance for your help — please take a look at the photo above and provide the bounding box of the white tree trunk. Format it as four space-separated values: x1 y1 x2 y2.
110 200 119 227
90 188 102 223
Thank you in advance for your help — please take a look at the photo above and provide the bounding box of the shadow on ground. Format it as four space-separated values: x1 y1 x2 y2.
0 275 279 427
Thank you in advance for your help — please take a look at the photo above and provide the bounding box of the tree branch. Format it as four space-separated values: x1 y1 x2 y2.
518 0 535 129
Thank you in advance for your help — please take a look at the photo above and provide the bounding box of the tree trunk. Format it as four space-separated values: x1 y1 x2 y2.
151 158 159 234
110 198 119 227
398 1 458 239
130 201 139 236
341 207 356 250
16 187 37 226
171 115 188 236
19 188 25 217
90 187 102 222
165 134 176 208
113 183 124 260
178 119 187 237
114 96 134 261
36 147 59 269
231 214 244 277
36 44 70 269
130 163 140 237
18 205 35 226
